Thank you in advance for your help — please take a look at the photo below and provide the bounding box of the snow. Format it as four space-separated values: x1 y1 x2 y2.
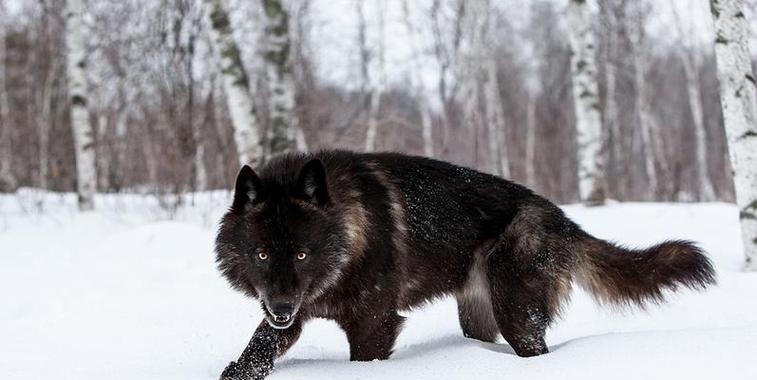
1 190 756 380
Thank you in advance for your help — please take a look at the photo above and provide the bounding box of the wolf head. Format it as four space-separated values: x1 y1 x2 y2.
215 158 350 329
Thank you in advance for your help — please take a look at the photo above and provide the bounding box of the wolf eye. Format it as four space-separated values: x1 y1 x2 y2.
257 252 269 260
296 252 307 261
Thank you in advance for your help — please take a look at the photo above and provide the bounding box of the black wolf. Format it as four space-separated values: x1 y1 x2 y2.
215 150 715 379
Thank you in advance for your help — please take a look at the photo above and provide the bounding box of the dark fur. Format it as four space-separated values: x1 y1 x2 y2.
215 150 716 379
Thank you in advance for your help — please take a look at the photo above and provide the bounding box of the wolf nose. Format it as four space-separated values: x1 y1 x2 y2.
270 302 294 322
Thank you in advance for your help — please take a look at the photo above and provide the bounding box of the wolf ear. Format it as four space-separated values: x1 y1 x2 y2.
295 159 328 206
232 165 262 212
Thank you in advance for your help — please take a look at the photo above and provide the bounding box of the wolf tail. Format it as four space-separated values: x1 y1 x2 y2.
574 236 716 308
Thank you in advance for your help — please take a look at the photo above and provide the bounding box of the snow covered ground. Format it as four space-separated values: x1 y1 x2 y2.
1 190 756 380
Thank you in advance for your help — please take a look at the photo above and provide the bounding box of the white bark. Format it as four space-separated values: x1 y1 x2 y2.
36 57 57 190
65 0 96 210
484 58 509 178
0 6 16 192
96 113 110 190
365 84 382 153
402 0 434 157
626 5 661 199
601 0 624 198
262 0 302 156
568 0 605 204
481 2 508 177
420 101 433 157
680 54 716 201
205 0 263 167
363 0 386 153
113 95 128 189
711 0 757 270
672 5 716 201
525 93 536 188
463 0 509 177
194 140 207 191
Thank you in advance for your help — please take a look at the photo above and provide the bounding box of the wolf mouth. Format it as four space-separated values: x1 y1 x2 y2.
264 305 298 329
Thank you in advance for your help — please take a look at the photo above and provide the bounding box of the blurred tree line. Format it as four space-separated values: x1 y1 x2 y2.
0 0 743 205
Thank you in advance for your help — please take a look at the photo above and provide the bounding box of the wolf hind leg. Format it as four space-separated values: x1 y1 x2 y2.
485 243 570 357
487 269 552 356
456 253 499 343
457 295 500 343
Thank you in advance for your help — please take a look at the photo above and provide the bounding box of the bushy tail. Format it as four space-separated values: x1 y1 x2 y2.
575 237 716 308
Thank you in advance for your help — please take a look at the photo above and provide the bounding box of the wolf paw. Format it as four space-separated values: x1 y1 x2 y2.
219 361 269 380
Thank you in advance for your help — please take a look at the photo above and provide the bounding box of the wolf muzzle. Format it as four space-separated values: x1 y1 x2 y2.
267 302 295 325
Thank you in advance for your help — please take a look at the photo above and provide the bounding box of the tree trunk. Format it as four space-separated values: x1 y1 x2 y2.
363 0 386 153
680 53 716 201
484 58 508 177
525 92 536 188
402 0 434 157
194 139 207 192
36 57 57 191
601 0 623 199
0 8 16 192
710 0 757 270
567 0 605 205
671 5 716 202
205 0 263 167
626 5 659 200
65 0 96 210
365 85 382 153
96 113 110 191
113 104 128 190
262 0 303 156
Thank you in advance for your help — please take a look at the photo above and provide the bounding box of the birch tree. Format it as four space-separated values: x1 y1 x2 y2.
205 0 263 167
430 0 465 152
402 0 434 157
362 0 387 153
261 0 305 156
65 0 96 210
478 2 509 177
626 1 666 199
0 1 16 192
710 0 757 270
672 5 716 201
525 90 537 188
599 0 624 198
567 0 605 204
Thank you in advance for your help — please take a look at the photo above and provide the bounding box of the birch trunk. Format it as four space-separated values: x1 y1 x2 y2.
35 52 58 190
363 0 386 153
194 140 207 191
113 93 128 190
601 0 623 198
567 0 605 204
710 0 757 270
65 0 96 210
262 0 302 156
205 0 263 167
0 8 16 192
525 93 536 188
680 54 716 201
419 98 433 157
365 84 382 153
96 113 110 191
626 7 658 199
484 58 509 177
672 6 716 201
402 0 433 157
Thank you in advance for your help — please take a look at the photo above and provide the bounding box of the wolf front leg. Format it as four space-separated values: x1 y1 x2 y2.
220 319 303 380
341 309 405 361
